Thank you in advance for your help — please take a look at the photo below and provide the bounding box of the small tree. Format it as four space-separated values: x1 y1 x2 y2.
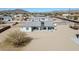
69 16 79 30
74 16 78 20
4 30 33 47
73 16 78 27
66 16 70 19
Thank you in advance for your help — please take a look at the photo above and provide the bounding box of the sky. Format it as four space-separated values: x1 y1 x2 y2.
0 8 79 12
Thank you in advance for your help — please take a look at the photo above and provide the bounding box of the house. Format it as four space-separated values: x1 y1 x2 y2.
20 15 56 32
20 21 55 32
62 13 79 20
0 16 12 22
3 16 12 21
13 14 24 21
27 15 52 21
62 14 70 18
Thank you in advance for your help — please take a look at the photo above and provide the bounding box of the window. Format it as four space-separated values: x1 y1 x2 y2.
32 27 38 30
48 27 54 30
43 27 46 30
41 22 44 26
8 19 10 21
26 27 29 30
42 18 45 20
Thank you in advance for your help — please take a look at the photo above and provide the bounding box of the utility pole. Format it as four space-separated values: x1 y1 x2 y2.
68 8 70 19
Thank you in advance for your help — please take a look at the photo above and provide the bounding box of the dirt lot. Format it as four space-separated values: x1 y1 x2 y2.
0 22 79 51
23 25 79 51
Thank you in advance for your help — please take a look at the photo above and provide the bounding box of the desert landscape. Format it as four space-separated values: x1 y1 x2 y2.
0 8 79 51
0 20 79 51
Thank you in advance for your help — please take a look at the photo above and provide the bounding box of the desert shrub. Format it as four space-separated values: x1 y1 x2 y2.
69 25 79 30
4 30 33 47
73 16 78 20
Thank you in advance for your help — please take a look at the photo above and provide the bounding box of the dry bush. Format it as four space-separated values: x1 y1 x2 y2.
3 30 33 47
69 26 78 30
69 23 79 30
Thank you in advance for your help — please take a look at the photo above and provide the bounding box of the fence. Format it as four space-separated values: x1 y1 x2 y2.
0 26 11 33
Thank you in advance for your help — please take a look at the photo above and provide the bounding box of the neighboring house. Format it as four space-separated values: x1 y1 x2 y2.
62 14 70 18
20 15 55 32
0 16 12 22
69 14 79 20
62 13 79 20
3 16 12 21
13 14 24 21
27 15 52 21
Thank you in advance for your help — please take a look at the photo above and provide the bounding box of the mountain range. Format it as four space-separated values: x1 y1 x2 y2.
0 9 79 14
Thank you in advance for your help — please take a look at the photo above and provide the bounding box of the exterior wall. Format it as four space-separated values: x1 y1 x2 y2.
20 26 55 32
29 16 51 21
20 27 32 32
3 17 12 21
27 27 32 32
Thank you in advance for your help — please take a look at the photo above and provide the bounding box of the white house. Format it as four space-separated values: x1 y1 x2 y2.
20 15 56 32
13 14 23 21
27 15 52 21
62 14 70 18
0 16 12 22
3 16 12 21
